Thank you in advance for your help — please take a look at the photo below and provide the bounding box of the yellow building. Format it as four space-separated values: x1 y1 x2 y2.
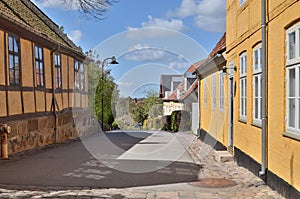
224 0 300 197
0 0 90 155
195 33 229 151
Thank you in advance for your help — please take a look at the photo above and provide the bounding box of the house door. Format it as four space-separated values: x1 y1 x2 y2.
228 77 234 154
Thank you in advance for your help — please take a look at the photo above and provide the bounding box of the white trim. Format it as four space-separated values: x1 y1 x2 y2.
253 44 262 124
286 23 300 66
240 52 247 120
220 72 224 111
212 74 217 110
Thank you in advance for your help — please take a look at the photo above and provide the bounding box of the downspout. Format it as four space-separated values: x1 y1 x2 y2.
259 0 267 177
197 78 201 137
51 45 59 144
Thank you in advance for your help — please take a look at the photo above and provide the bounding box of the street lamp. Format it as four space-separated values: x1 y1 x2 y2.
101 56 119 131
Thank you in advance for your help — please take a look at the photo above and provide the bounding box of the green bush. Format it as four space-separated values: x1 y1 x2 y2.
171 111 180 132
111 120 119 130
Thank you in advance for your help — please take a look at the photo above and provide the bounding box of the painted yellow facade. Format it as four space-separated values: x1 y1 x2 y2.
200 72 229 147
225 0 300 195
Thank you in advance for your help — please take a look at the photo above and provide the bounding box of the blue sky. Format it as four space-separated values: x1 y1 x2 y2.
32 0 225 98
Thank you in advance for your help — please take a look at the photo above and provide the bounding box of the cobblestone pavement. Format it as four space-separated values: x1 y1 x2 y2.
0 132 284 198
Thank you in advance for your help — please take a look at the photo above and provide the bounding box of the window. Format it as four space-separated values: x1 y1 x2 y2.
240 52 247 120
286 66 300 133
212 74 216 109
204 79 207 107
287 24 300 65
80 63 85 90
8 35 21 85
253 44 262 124
35 45 44 87
286 23 300 133
55 54 62 89
220 72 224 111
74 60 80 89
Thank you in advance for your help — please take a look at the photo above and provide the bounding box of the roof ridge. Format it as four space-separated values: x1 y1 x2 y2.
20 0 81 51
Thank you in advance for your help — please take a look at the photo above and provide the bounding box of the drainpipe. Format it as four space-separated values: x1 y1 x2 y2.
51 45 59 144
197 78 201 137
259 0 267 177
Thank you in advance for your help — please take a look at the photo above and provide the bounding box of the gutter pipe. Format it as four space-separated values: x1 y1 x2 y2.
259 0 267 177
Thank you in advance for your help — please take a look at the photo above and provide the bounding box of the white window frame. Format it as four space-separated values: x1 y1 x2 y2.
286 23 300 134
240 52 247 120
253 44 262 124
286 24 300 66
220 72 224 111
286 65 300 134
212 74 217 109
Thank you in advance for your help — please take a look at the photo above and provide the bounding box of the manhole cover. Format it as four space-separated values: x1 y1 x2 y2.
189 178 237 188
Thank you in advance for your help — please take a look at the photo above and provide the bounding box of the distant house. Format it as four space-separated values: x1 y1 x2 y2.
159 62 205 132
0 0 90 154
159 75 184 116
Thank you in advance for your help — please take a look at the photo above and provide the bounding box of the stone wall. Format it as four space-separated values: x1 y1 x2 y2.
5 109 91 155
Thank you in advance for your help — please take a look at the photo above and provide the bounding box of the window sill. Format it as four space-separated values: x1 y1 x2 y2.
238 118 247 124
282 131 300 141
251 121 262 128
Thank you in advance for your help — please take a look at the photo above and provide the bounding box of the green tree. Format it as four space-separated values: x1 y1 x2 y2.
87 51 119 127
129 89 163 126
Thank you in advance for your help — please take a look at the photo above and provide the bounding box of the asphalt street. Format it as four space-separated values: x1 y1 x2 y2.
0 131 200 189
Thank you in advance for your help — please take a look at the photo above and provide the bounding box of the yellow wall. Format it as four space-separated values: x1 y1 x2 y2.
200 72 228 146
226 0 300 191
0 29 88 119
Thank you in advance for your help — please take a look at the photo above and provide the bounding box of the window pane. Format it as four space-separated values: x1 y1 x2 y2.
255 98 258 118
14 56 19 70
9 68 14 84
289 99 295 127
254 50 258 71
8 36 13 51
259 97 262 119
259 48 262 70
255 76 258 97
13 38 19 53
289 68 296 97
35 46 39 59
289 32 296 59
9 55 14 69
39 48 43 59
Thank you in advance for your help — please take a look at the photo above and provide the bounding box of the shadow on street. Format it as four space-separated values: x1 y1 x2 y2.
0 131 201 190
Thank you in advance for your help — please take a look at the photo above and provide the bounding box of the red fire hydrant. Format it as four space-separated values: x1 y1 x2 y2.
0 124 11 159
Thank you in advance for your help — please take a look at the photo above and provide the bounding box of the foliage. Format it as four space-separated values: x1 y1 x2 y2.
87 50 119 127
170 110 191 132
129 89 163 127
171 111 180 132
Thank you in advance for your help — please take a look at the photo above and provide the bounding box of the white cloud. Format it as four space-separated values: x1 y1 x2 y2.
194 15 225 32
124 44 167 62
141 15 188 32
126 15 188 39
167 0 226 33
68 30 83 43
33 0 79 10
124 44 190 70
